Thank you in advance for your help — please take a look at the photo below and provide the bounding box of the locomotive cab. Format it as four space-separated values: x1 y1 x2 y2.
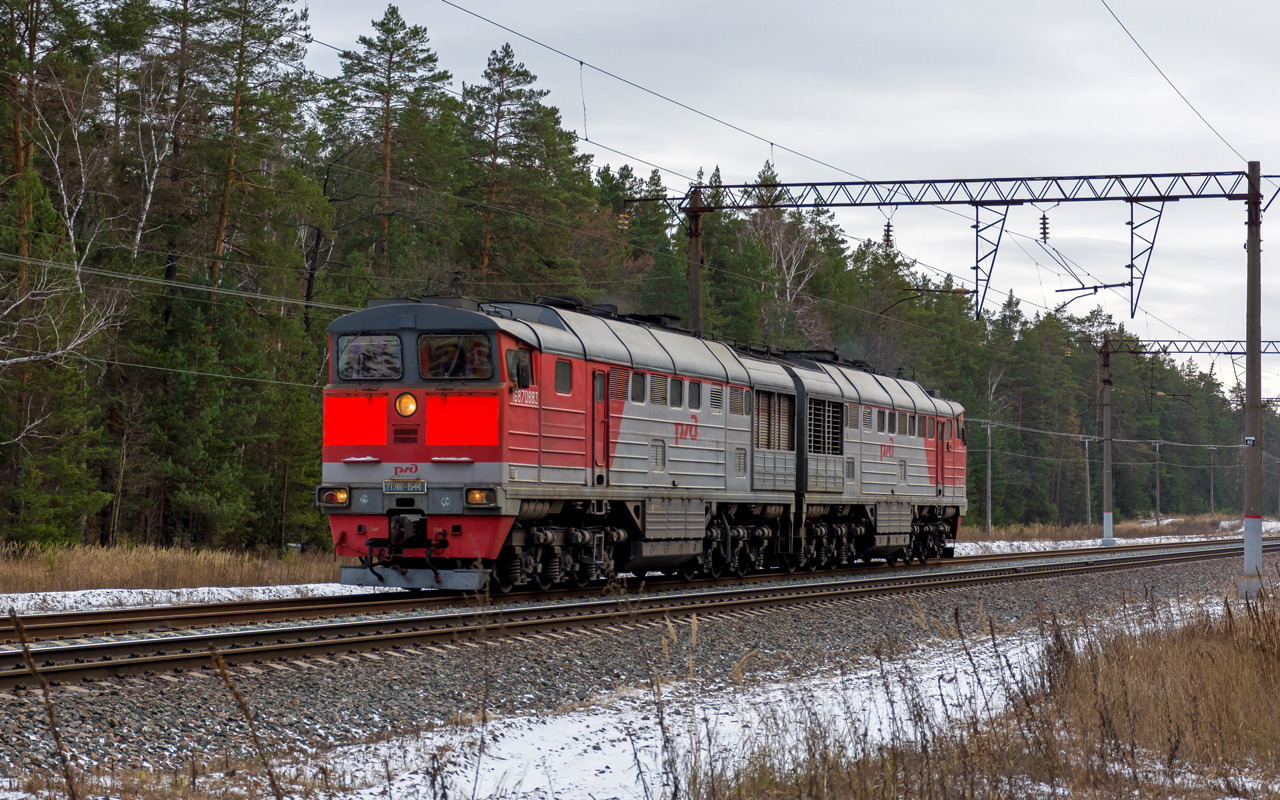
318 298 531 590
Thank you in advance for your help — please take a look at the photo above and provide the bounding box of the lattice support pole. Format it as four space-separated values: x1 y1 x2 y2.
971 203 1010 320
1127 200 1165 318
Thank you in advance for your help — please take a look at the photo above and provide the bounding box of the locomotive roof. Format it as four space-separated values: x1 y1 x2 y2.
331 299 964 415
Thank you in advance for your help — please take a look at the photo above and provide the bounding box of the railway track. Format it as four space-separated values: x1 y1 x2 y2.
0 537 1253 643
1 540 1269 692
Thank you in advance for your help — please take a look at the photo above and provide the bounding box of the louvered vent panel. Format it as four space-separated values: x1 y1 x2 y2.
650 375 668 406
729 387 745 415
846 404 858 429
650 440 666 471
710 386 724 412
392 426 418 444
734 449 747 474
898 412 908 435
845 459 856 479
608 369 629 401
862 407 872 430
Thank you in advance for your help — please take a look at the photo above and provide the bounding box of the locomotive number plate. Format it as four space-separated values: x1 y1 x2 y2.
383 480 425 494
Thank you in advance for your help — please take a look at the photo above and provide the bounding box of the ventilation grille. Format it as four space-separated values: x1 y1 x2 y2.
899 461 908 481
845 458 857 479
807 398 843 455
734 449 747 474
609 369 630 401
710 386 725 412
862 407 872 430
729 387 746 416
754 391 796 451
650 440 666 471
846 403 858 429
392 426 418 444
649 375 668 406
898 412 908 436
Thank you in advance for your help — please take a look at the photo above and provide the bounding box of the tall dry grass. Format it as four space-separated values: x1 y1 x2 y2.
959 512 1241 543
685 593 1280 798
0 543 342 594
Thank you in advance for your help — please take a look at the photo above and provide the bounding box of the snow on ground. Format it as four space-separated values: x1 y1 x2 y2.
954 533 1199 556
297 634 1041 800
0 582 398 617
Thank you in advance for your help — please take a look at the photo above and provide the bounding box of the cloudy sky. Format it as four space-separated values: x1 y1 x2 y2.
304 0 1280 391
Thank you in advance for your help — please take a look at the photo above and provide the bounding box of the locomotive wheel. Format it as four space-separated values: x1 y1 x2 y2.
885 552 899 567
778 553 800 573
678 560 699 580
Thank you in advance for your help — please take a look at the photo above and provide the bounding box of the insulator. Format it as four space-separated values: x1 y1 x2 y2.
1039 213 1049 243
616 213 630 232
882 220 894 248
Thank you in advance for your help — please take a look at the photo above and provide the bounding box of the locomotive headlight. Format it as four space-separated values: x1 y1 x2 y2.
466 488 497 506
317 487 350 507
394 392 417 417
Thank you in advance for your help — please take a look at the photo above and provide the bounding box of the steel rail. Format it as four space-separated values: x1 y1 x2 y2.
0 538 1251 642
0 542 1267 692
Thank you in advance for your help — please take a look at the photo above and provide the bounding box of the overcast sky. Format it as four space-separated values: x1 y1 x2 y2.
304 0 1280 392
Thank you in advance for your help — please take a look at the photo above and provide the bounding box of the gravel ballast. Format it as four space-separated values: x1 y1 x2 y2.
0 550 1271 778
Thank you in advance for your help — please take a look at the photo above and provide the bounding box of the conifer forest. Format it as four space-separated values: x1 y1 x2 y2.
1 0 1272 550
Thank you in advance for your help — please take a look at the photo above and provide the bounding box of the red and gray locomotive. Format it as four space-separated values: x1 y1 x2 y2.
317 296 967 590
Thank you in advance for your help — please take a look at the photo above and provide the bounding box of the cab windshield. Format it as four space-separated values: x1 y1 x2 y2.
337 334 402 380
418 334 494 379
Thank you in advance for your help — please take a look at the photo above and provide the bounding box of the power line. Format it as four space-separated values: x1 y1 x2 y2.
1097 0 1247 163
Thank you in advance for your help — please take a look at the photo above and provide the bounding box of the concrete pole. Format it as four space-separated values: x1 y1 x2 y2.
1209 446 1215 515
1084 437 1092 533
686 188 705 335
1102 345 1115 546
1240 160 1263 598
986 422 993 538
1154 441 1161 528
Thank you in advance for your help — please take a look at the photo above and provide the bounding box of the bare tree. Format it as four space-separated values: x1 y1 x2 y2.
0 264 121 373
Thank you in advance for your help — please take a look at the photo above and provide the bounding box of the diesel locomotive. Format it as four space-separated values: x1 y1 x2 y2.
316 296 967 591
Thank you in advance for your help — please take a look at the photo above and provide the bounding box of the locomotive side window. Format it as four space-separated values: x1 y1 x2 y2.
418 334 493 379
945 419 953 441
688 381 701 410
908 415 916 437
887 411 896 435
505 349 532 387
670 379 683 408
928 417 936 439
554 360 572 394
877 409 886 433
337 334 402 380
631 372 645 403
593 372 605 403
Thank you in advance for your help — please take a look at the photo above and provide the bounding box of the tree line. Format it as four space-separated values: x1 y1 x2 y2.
0 0 1270 549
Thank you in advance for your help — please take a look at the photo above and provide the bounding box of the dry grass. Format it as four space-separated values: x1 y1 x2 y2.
0 543 343 594
685 593 1280 798
959 512 1242 543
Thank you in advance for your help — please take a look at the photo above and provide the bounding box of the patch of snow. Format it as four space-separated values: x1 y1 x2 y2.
1219 519 1280 534
295 635 1040 800
0 583 398 617
955 533 1198 556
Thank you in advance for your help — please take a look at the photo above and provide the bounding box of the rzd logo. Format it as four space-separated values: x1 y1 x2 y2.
393 464 418 476
675 415 699 445
880 438 895 459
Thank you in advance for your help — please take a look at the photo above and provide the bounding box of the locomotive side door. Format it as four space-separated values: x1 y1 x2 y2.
933 416 946 497
591 370 609 487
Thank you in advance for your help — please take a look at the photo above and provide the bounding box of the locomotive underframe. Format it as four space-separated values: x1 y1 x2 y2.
340 490 960 591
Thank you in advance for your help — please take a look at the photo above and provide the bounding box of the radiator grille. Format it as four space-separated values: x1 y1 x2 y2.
806 398 843 455
710 386 724 412
846 403 858 429
609 369 630 401
392 426 418 444
649 375 668 405
729 387 746 416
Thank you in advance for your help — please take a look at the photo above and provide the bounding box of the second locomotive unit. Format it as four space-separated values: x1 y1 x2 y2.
317 296 967 590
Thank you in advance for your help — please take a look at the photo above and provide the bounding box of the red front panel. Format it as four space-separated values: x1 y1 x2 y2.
330 514 514 560
324 395 388 445
424 395 499 446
